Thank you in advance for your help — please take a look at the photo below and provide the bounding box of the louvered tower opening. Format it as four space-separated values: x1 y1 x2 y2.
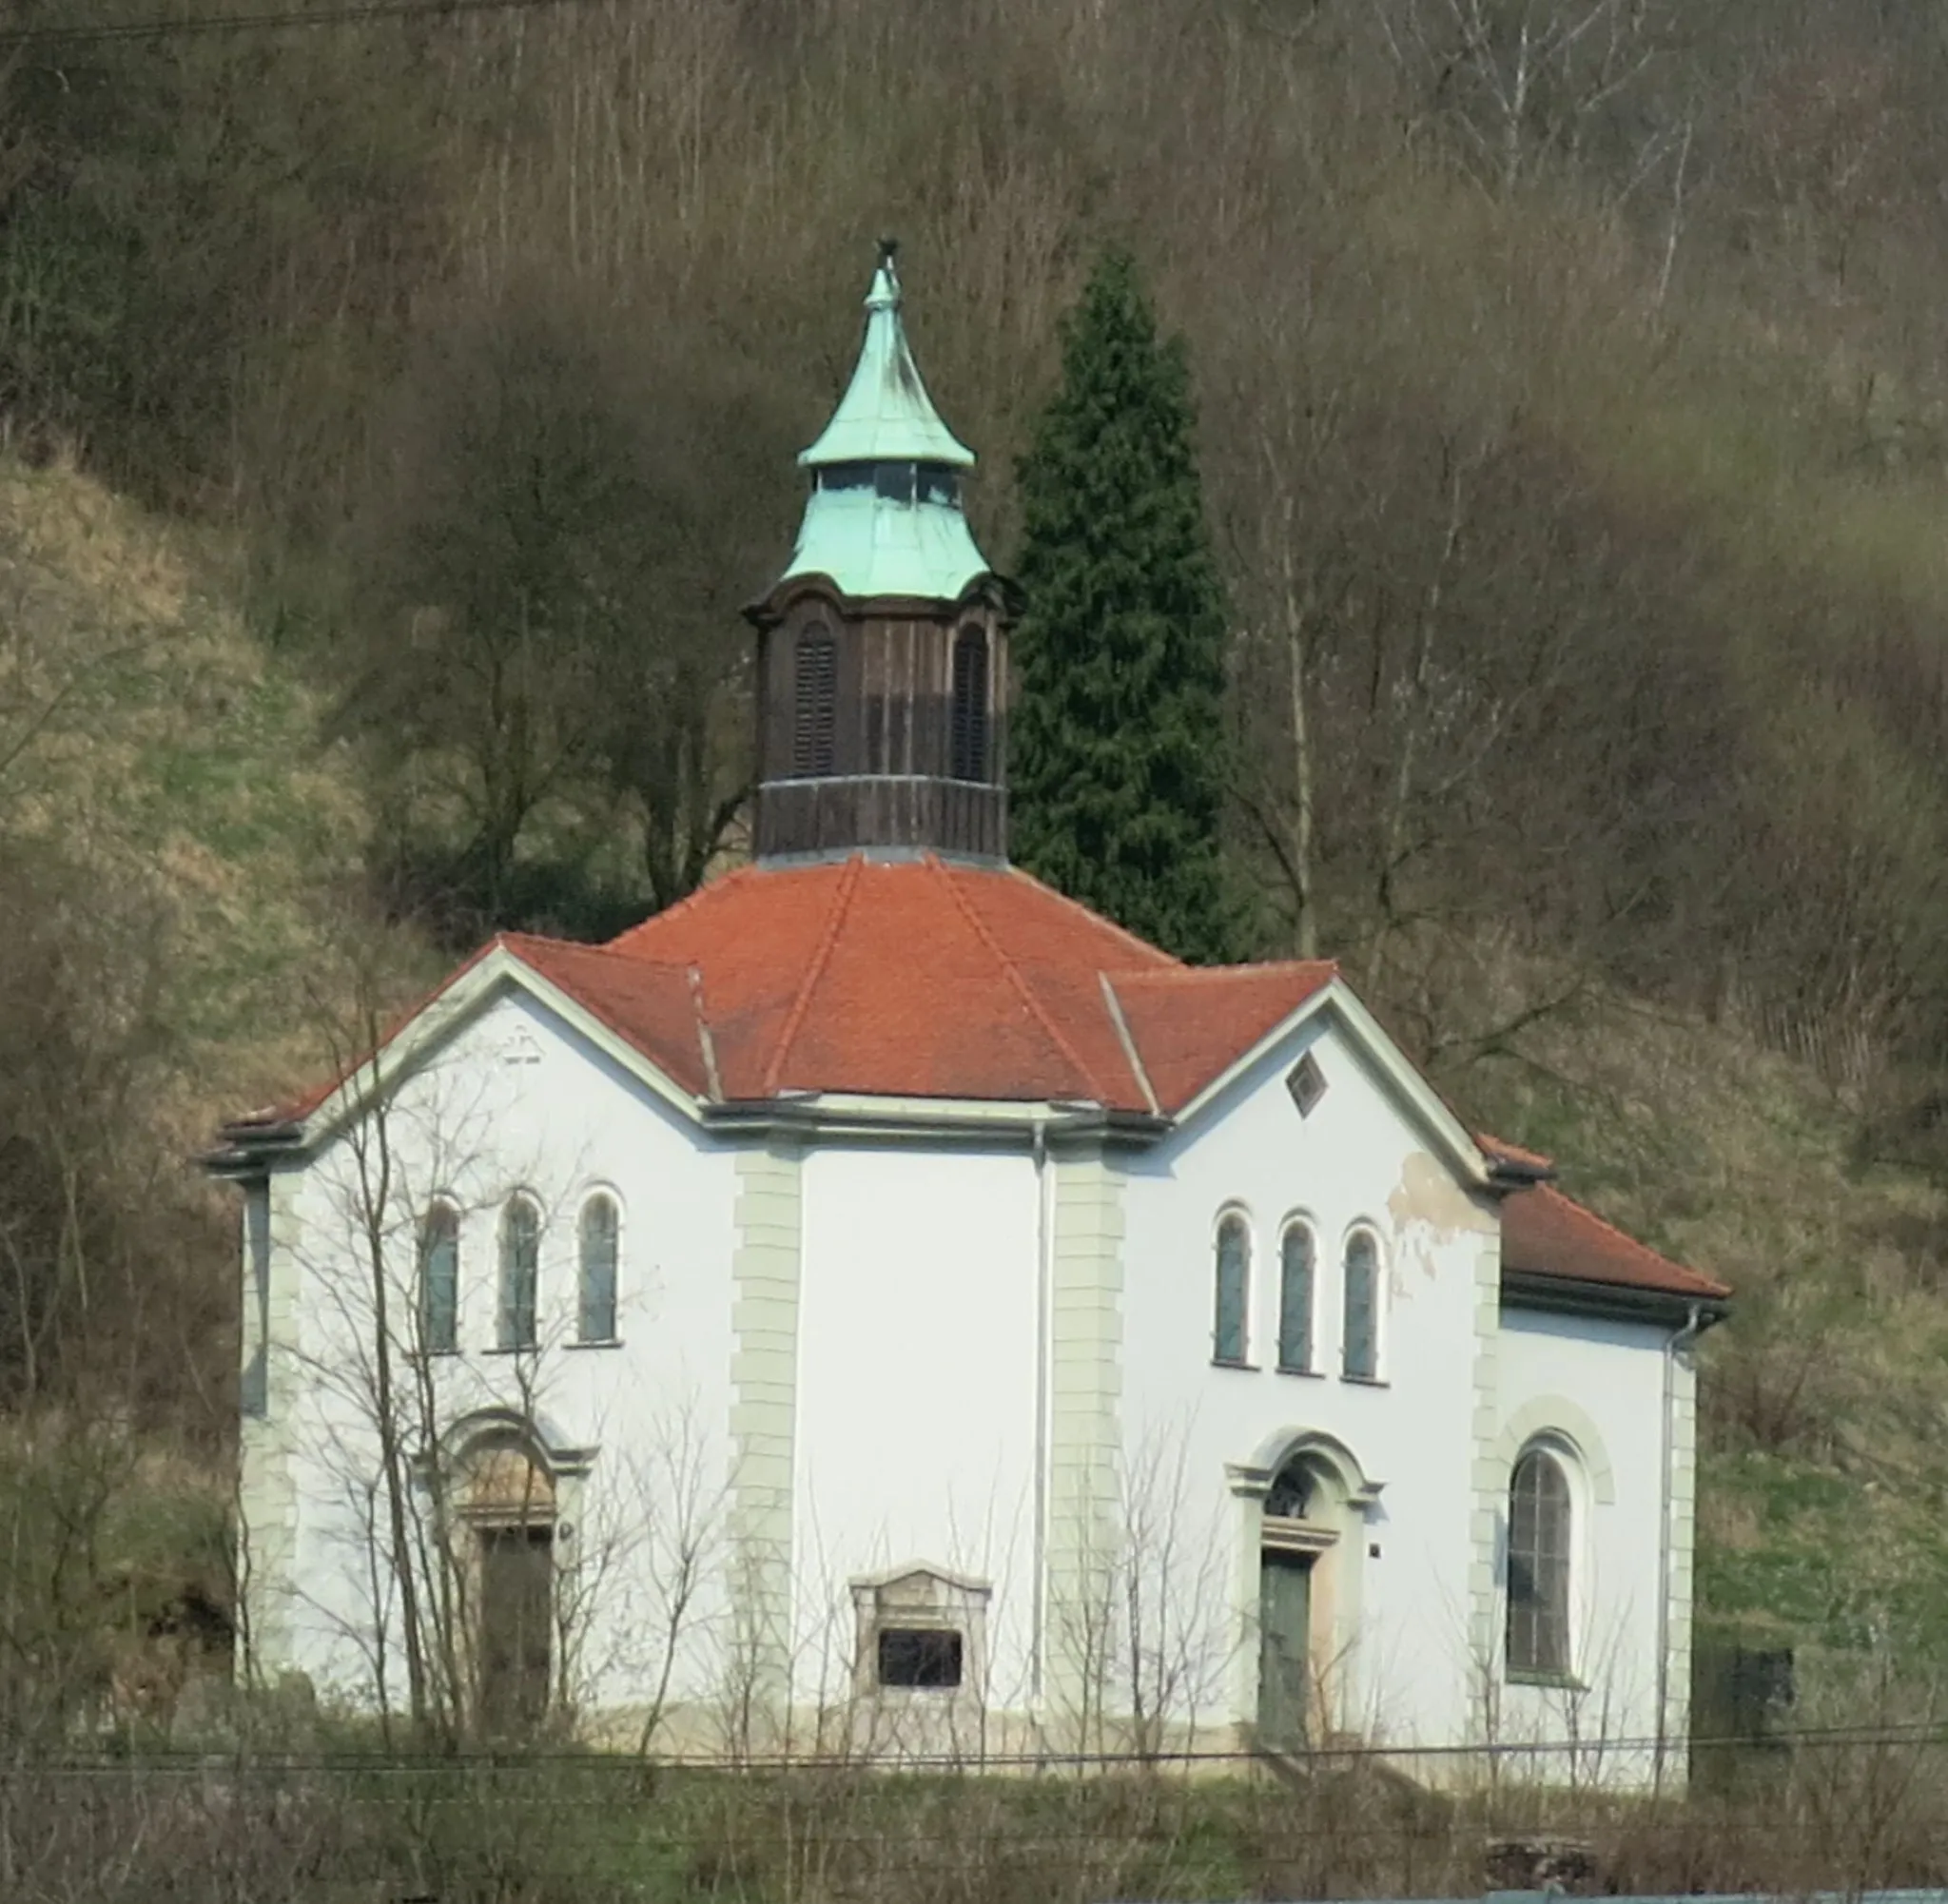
792 628 838 776
950 628 989 783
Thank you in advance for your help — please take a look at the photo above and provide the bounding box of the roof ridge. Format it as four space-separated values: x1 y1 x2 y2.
998 865 1184 967
1532 1181 1727 1294
513 933 703 975
1106 959 1341 983
603 864 755 956
933 858 1116 1101
762 855 864 1097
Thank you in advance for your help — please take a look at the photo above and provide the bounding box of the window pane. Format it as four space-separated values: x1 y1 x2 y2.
578 1196 618 1343
1278 1225 1314 1371
818 461 874 493
1507 1449 1572 1676
421 1206 459 1353
1265 1458 1313 1521
499 1201 539 1350
877 1627 963 1688
1342 1231 1377 1378
1214 1216 1249 1364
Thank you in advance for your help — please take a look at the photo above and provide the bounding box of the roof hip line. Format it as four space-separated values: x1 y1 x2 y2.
1098 973 1160 1117
929 856 1109 1101
762 854 864 1097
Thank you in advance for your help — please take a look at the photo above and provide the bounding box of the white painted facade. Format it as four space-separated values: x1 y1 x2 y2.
224 948 1714 1785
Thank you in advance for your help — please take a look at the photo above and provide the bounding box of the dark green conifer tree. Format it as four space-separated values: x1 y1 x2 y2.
1009 249 1244 963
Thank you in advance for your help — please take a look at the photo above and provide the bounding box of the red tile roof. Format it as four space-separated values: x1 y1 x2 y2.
1501 1181 1731 1302
234 854 1726 1307
593 855 1334 1110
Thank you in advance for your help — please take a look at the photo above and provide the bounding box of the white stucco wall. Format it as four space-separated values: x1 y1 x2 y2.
1119 1013 1500 1757
791 1143 1042 1719
242 974 1694 1781
247 986 739 1727
1493 1306 1680 1780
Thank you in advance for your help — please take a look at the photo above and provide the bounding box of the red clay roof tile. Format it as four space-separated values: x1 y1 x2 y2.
242 855 1725 1308
1109 963 1338 1113
590 856 1324 1107
1501 1181 1730 1301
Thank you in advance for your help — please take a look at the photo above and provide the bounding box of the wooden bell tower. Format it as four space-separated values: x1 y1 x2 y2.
749 244 1014 864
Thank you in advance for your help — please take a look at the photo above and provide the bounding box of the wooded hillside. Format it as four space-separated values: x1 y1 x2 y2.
5 0 1948 1697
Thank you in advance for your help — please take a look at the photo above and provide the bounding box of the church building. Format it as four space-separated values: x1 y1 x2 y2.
211 249 1730 1781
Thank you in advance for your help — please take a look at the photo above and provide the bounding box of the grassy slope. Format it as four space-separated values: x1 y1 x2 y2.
0 457 440 1135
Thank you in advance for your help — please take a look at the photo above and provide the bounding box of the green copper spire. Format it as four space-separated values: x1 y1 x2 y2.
799 244 976 469
778 244 991 601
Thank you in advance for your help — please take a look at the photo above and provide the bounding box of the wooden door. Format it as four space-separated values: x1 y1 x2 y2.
1257 1550 1313 1750
478 1525 553 1733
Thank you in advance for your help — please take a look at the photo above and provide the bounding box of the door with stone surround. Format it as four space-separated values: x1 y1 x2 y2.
477 1524 553 1733
1257 1548 1313 1750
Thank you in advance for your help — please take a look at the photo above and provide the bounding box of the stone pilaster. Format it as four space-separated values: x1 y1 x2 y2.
1466 1233 1504 1736
727 1141 804 1747
1041 1147 1125 1740
236 1172 302 1682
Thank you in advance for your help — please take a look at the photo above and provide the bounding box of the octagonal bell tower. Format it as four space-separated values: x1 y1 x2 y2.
749 243 1014 863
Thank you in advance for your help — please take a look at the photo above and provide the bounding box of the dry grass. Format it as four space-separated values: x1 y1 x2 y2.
0 457 439 1134
0 1746 1946 1904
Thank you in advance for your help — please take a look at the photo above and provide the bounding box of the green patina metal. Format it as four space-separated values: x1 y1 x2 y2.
779 252 993 602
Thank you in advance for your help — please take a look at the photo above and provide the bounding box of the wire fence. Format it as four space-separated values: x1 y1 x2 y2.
0 1719 1936 1900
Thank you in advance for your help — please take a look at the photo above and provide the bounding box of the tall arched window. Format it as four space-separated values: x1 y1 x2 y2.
949 627 989 782
1507 1447 1573 1678
420 1203 460 1354
578 1193 620 1345
1277 1222 1315 1373
1213 1213 1250 1366
792 626 837 776
1341 1229 1379 1380
498 1197 540 1351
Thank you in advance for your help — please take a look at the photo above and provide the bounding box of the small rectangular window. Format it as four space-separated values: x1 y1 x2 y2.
876 1627 963 1689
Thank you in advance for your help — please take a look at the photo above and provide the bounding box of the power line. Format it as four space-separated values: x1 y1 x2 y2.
0 0 614 54
3 1715 1944 1775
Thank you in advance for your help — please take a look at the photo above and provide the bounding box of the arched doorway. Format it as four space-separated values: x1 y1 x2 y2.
456 1431 557 1734
1232 1430 1384 1752
1257 1455 1335 1749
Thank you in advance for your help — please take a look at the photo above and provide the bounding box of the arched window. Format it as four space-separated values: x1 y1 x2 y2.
949 627 989 782
1341 1229 1379 1380
1213 1213 1250 1366
498 1198 540 1351
1264 1456 1315 1522
578 1194 619 1345
1277 1222 1315 1373
792 626 837 776
1507 1447 1573 1678
420 1203 460 1354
